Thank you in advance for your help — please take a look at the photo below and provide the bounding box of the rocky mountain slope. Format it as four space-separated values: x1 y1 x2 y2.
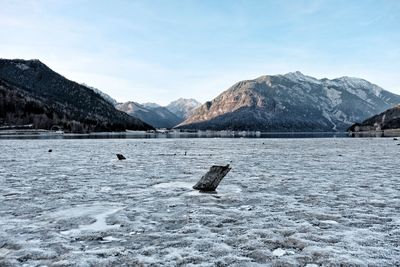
82 83 118 106
166 98 201 120
142 102 161 109
0 59 153 132
348 105 400 132
116 101 181 129
177 72 400 131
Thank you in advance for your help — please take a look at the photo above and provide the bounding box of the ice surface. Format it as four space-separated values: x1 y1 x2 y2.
272 248 287 257
58 205 124 235
0 138 399 266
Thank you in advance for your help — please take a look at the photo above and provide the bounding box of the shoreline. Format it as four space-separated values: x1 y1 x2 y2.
2 128 399 139
0 129 351 139
348 129 400 138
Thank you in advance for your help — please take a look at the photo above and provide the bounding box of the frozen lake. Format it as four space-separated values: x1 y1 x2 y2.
0 138 399 266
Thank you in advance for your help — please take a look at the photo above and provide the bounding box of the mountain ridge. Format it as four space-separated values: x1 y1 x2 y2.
348 105 400 132
166 98 201 120
0 59 153 132
177 72 400 131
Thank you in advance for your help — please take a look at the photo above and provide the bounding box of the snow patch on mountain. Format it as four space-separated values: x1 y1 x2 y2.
15 63 30 71
322 110 337 131
324 87 342 106
116 102 149 114
283 71 321 85
340 77 382 96
166 98 201 119
345 87 368 102
332 110 354 125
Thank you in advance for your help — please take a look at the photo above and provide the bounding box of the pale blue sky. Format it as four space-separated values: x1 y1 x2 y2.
1 0 399 105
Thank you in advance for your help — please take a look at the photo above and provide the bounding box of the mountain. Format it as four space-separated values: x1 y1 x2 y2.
0 59 153 132
177 72 400 132
82 83 118 106
166 98 201 120
116 99 201 128
348 105 400 132
142 102 161 109
115 101 181 129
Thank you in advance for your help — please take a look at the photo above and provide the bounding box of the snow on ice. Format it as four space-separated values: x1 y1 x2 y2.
0 138 399 266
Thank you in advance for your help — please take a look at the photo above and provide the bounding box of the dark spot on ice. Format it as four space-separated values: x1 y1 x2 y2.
247 250 271 263
75 235 104 241
48 149 52 152
116 154 126 160
17 257 28 263
222 218 238 223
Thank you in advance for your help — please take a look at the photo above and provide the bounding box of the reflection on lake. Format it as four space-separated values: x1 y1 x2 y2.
0 130 350 139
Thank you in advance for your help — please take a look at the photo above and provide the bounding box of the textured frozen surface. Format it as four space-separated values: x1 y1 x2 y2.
0 138 399 266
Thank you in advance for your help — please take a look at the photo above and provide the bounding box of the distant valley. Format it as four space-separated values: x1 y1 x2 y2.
115 99 200 129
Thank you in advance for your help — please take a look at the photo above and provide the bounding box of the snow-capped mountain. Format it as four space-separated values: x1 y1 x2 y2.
166 98 201 120
116 102 181 129
177 72 400 131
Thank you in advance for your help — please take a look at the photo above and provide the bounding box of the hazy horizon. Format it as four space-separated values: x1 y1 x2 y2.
1 0 399 105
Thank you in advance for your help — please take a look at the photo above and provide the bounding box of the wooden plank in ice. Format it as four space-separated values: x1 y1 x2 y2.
193 164 231 191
